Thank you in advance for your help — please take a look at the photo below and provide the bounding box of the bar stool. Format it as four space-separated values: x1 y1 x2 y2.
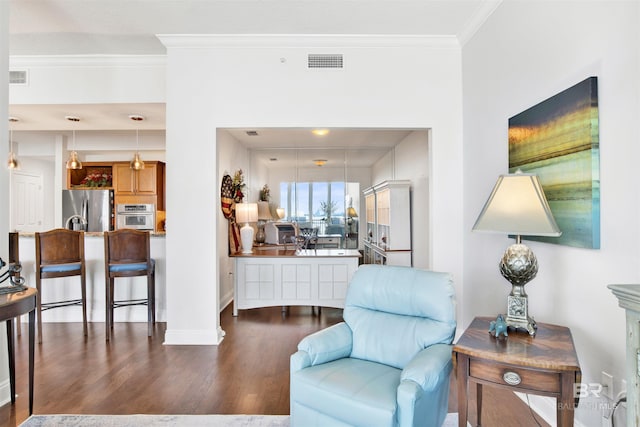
35 229 88 344
9 232 21 335
104 229 155 341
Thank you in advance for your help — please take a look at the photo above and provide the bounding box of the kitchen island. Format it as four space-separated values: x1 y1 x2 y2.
231 248 361 315
16 232 166 324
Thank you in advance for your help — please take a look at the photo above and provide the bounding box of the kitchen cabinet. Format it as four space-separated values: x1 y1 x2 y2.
362 180 411 266
113 161 165 209
113 162 160 195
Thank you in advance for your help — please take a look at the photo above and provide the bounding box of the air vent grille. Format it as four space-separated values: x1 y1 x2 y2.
308 54 343 69
9 70 28 85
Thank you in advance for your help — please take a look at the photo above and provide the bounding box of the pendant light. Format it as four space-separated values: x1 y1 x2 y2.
7 117 20 170
129 114 145 170
65 115 83 170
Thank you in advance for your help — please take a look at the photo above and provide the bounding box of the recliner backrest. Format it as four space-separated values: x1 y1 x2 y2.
343 264 456 369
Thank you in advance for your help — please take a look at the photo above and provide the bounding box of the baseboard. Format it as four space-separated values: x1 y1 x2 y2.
219 290 234 312
0 378 11 408
515 392 587 427
163 326 225 345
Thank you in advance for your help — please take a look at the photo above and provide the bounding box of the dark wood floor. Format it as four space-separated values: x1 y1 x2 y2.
0 305 549 427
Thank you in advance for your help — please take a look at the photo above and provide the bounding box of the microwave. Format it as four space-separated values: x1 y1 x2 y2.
116 204 155 231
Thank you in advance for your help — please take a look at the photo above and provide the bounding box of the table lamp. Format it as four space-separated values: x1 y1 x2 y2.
346 207 358 233
255 201 272 244
472 171 561 336
236 202 258 254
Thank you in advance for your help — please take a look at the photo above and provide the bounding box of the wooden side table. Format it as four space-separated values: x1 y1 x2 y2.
1 287 37 415
453 317 581 427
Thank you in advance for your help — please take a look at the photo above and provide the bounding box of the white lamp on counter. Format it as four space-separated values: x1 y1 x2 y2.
236 202 258 254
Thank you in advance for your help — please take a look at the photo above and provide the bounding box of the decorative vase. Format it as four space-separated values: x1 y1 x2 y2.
255 225 266 244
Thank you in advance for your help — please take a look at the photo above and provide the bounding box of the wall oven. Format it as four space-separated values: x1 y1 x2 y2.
116 204 155 231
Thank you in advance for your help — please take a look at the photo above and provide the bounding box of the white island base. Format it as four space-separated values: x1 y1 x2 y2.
232 248 361 316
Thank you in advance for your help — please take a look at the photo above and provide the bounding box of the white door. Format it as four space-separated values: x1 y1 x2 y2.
11 171 44 232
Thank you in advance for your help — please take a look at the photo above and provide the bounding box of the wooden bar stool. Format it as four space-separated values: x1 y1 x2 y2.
35 229 88 344
104 229 155 341
9 232 22 336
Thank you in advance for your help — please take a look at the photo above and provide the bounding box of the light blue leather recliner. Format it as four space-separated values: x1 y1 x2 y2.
290 264 456 427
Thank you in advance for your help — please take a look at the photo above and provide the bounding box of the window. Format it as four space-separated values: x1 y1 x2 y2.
280 181 352 235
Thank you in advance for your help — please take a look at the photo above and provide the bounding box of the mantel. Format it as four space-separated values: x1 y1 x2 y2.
609 284 640 312
608 284 639 427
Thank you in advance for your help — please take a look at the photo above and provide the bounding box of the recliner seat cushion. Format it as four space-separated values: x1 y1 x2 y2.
291 357 401 427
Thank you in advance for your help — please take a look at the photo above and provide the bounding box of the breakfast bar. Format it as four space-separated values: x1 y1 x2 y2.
231 248 361 315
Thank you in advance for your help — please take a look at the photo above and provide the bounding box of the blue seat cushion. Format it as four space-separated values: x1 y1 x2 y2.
40 263 81 273
291 357 400 427
109 259 155 273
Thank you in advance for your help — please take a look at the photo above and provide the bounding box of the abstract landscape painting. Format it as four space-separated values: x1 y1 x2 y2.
508 76 600 249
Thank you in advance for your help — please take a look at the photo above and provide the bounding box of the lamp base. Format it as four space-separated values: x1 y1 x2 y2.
240 223 255 254
255 223 266 244
500 240 539 337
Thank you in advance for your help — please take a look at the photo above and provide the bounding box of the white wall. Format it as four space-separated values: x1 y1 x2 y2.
462 2 638 425
216 130 250 310
10 55 165 104
160 34 465 343
0 0 11 407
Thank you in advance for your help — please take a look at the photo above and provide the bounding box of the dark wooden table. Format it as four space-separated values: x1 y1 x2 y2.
1 287 36 415
453 316 581 427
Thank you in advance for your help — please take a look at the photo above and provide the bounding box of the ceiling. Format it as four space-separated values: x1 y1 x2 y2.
9 1 498 56
7 0 497 162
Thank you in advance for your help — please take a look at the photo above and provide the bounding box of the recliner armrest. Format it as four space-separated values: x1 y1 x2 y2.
400 343 453 392
291 322 353 372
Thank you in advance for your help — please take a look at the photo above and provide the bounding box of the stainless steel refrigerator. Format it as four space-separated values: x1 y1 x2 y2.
62 189 114 232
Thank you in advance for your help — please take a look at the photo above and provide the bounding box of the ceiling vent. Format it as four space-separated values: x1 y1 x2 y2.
9 70 28 85
308 54 343 69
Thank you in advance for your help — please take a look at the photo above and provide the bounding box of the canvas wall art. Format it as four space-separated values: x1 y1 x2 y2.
508 76 600 249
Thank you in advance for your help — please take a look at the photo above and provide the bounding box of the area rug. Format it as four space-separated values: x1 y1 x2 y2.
20 413 463 426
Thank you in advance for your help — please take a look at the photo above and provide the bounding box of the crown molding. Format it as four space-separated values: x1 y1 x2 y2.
457 0 503 47
9 54 166 68
157 34 460 49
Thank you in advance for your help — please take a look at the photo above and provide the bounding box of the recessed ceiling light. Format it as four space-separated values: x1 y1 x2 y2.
311 129 329 136
313 159 327 167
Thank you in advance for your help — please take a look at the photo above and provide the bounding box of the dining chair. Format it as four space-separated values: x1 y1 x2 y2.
35 228 88 343
103 229 155 341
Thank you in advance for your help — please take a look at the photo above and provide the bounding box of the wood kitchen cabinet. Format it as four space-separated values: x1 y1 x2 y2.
113 161 165 209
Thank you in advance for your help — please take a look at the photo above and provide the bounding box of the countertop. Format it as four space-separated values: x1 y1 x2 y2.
231 248 361 258
17 231 166 237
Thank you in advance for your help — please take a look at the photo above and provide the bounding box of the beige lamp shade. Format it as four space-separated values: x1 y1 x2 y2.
346 207 358 218
276 207 285 219
236 202 258 224
257 201 273 220
472 172 561 237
